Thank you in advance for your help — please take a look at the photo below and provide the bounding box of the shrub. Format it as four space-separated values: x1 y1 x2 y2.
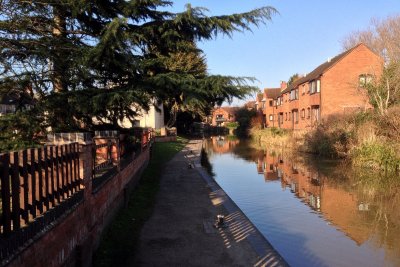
304 115 355 158
225 122 239 128
352 141 400 172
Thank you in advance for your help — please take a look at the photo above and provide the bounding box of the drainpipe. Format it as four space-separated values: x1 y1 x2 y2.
320 77 322 122
272 101 275 127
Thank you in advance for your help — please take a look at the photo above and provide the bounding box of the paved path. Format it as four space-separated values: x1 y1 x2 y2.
133 140 287 267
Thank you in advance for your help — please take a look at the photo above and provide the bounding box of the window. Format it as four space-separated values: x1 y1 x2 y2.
295 110 299 124
359 74 373 87
312 106 320 122
269 100 273 107
301 109 305 119
302 85 306 95
285 112 287 121
310 80 321 94
307 107 311 119
288 112 291 121
0 104 16 114
276 97 282 106
269 114 274 121
290 89 299 101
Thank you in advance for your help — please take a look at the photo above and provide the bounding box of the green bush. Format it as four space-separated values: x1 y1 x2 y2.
225 121 239 128
352 142 400 172
269 127 287 137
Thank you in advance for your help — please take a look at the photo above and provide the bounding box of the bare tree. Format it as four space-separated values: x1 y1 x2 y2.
343 15 400 114
342 15 400 63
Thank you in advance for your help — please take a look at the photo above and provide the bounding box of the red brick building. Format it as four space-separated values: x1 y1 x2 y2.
211 106 239 126
261 82 287 127
257 43 383 130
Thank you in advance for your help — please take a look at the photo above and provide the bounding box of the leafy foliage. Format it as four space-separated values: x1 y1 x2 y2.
287 73 300 85
0 1 277 147
234 107 257 136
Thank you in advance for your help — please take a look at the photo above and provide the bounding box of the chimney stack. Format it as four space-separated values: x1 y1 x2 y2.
280 81 287 90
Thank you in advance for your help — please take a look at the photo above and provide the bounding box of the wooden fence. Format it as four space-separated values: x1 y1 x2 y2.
0 128 155 262
91 129 154 191
0 143 82 260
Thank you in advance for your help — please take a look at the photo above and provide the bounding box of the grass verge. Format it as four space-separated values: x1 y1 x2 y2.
93 136 187 267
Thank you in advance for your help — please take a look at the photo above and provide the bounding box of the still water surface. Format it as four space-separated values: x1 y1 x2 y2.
204 137 400 267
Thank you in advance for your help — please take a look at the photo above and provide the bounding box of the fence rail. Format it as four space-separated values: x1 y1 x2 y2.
0 128 155 263
0 143 82 237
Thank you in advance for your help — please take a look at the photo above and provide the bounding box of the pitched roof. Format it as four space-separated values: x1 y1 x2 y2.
264 88 281 99
244 101 256 108
215 106 239 114
281 43 368 94
256 93 263 102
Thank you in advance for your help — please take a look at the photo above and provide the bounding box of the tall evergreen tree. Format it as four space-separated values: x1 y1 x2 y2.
0 1 277 138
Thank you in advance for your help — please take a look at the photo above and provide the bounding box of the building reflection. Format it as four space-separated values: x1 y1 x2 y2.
206 138 400 265
256 150 376 245
207 136 240 154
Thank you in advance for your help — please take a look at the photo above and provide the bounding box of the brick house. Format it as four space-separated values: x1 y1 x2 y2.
211 106 239 126
259 43 383 130
0 92 34 116
262 82 287 127
244 100 256 110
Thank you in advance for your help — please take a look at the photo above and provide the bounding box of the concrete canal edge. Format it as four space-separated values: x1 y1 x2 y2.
190 139 289 266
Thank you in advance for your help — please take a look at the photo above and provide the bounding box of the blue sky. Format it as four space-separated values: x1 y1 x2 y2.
170 1 400 105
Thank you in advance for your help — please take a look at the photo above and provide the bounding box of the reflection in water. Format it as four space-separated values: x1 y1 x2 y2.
204 137 400 267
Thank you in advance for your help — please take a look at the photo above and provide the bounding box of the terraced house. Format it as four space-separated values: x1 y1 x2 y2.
211 106 239 126
258 43 383 130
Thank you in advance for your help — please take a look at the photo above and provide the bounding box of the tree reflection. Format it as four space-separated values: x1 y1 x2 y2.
205 137 400 265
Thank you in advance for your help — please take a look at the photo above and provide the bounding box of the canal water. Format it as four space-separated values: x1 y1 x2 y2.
204 137 400 267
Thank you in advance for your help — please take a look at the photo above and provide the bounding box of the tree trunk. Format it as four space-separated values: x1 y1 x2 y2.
52 6 67 93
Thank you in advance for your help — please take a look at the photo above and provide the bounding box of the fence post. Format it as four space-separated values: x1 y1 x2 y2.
79 142 93 198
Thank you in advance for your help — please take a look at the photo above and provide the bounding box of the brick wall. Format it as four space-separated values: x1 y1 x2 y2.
321 45 383 117
211 107 237 126
6 144 150 267
265 44 383 130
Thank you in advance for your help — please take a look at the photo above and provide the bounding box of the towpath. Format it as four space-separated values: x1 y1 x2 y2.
133 139 287 267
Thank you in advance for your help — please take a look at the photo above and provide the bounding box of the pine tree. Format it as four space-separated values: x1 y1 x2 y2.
0 1 277 141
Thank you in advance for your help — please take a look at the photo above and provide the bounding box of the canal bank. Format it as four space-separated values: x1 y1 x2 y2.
134 139 287 266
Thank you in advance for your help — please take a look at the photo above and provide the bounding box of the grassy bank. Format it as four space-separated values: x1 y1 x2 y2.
251 107 400 174
93 137 187 267
250 127 303 150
